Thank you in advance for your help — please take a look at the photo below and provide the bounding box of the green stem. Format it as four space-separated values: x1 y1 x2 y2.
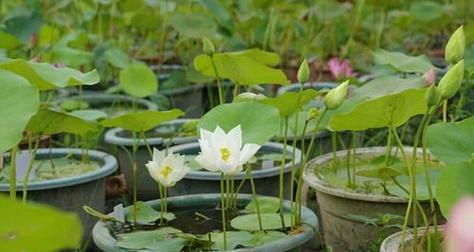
210 55 224 105
131 132 139 223
247 165 263 231
331 131 338 169
220 172 227 250
442 100 448 122
279 117 289 229
421 112 438 229
22 135 40 203
9 146 18 200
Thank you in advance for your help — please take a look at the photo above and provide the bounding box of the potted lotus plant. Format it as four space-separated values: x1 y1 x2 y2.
91 121 318 251
0 59 118 240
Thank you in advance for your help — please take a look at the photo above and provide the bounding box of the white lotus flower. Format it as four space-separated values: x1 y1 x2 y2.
145 148 189 187
195 125 261 175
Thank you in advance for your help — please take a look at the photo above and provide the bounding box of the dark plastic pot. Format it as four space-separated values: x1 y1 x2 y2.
92 194 318 252
379 226 444 252
0 148 118 238
53 94 158 116
303 147 442 252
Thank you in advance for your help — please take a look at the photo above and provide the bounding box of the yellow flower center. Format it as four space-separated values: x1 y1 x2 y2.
220 148 231 162
160 166 173 179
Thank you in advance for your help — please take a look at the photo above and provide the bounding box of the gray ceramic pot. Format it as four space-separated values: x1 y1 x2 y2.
303 147 442 252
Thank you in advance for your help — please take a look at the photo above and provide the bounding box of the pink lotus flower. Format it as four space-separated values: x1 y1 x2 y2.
445 197 474 252
328 57 354 80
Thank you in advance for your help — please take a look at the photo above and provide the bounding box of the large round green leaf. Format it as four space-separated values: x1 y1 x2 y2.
101 109 184 132
0 195 82 251
168 13 216 38
427 116 474 164
436 160 474 218
193 51 289 85
235 89 318 117
329 88 428 131
26 108 99 135
0 70 39 152
197 102 280 145
373 49 434 74
0 59 100 91
119 62 158 98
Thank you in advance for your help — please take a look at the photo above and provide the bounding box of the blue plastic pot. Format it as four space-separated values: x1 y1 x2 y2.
92 194 319 252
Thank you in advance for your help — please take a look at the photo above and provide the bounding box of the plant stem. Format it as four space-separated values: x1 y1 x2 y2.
220 172 227 250
442 100 448 122
384 127 393 167
279 117 289 229
247 165 263 231
22 135 40 203
131 132 139 223
210 55 224 105
421 112 438 229
9 146 18 200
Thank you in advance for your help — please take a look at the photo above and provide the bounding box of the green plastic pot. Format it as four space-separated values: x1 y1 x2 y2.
303 147 443 252
0 148 118 239
166 142 301 199
92 194 319 252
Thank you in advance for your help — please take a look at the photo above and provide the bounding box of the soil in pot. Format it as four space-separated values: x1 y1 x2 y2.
304 147 444 252
93 194 318 252
380 226 444 252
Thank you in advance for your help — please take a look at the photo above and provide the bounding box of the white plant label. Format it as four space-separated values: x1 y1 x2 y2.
114 203 125 223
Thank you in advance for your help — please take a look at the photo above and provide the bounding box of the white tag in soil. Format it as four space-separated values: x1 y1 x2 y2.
15 152 37 181
114 203 125 223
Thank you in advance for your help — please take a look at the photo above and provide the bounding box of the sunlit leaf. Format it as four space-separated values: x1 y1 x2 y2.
120 62 158 98
101 109 184 132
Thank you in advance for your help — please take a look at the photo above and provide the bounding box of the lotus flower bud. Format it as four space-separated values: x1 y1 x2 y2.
297 59 310 84
308 108 320 120
425 85 441 107
202 37 215 55
445 26 465 64
324 81 349 110
423 68 436 86
437 60 464 99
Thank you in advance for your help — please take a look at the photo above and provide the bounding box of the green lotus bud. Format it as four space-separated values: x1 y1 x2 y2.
308 108 320 120
437 60 464 99
445 26 465 64
425 85 441 107
324 80 349 110
297 59 310 84
202 37 215 55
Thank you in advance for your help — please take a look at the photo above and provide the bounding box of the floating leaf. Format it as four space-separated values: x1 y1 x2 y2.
209 231 254 250
427 116 474 164
245 196 280 214
120 62 158 98
101 109 184 132
231 213 292 231
0 195 82 251
0 59 100 90
70 109 108 121
198 102 280 145
125 201 176 224
0 69 39 153
116 227 182 250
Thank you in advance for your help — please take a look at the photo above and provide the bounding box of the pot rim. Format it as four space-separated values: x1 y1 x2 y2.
169 141 302 180
92 193 318 252
104 118 197 146
303 146 431 203
379 225 445 252
53 94 159 111
0 148 118 191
